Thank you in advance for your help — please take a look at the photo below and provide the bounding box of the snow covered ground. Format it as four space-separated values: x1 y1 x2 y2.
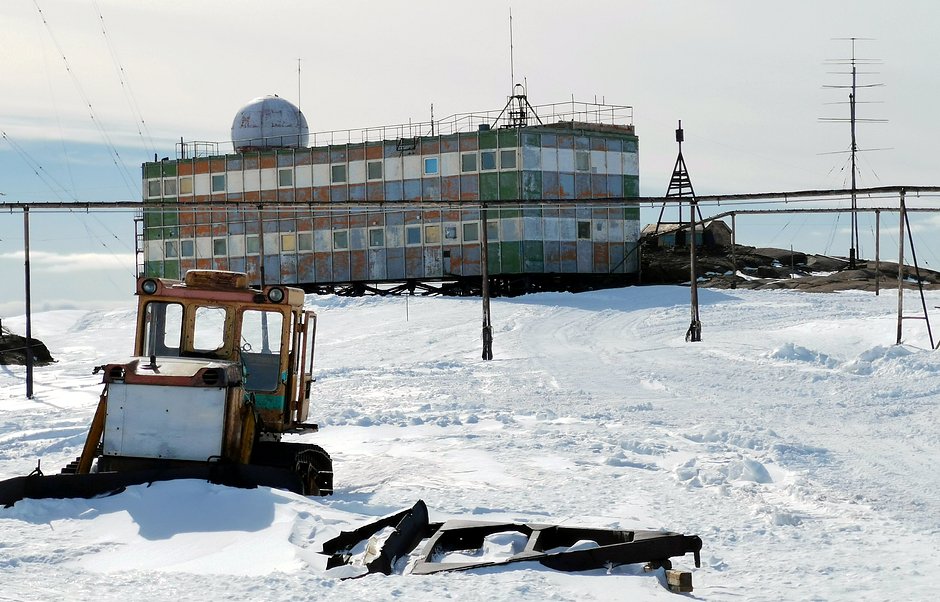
1 285 938 601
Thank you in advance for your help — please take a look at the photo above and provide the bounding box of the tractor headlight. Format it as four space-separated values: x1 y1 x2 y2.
141 279 158 295
267 287 285 303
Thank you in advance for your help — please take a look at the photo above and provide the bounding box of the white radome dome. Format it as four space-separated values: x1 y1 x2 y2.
231 95 309 151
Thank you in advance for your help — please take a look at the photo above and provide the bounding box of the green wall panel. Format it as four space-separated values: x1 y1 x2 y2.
625 206 640 220
498 172 518 200
479 130 498 150
144 163 161 178
523 241 544 272
500 242 522 273
499 208 521 219
161 164 177 177
624 175 639 197
480 173 499 200
163 260 180 280
497 129 519 148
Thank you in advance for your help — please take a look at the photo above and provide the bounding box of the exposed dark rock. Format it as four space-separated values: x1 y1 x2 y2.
641 243 940 293
0 328 54 365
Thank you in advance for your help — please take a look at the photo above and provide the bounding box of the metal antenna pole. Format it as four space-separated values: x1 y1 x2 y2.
481 205 493 360
24 207 34 399
849 40 858 268
896 190 905 345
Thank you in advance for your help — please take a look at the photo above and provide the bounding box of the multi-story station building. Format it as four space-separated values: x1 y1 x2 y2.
140 93 640 295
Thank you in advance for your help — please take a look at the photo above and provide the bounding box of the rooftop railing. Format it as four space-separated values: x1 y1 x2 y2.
175 99 634 159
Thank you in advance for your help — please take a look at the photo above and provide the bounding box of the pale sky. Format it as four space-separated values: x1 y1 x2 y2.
2 0 940 317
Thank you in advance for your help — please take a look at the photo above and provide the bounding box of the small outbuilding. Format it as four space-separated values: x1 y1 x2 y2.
642 219 732 249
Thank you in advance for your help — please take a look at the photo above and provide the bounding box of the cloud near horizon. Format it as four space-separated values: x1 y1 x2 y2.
0 250 135 273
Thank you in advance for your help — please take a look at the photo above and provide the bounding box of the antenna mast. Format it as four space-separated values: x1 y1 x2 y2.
509 7 515 91
821 38 886 269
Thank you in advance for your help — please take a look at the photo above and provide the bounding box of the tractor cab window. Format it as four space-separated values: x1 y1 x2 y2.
240 309 285 392
192 305 228 356
141 302 183 357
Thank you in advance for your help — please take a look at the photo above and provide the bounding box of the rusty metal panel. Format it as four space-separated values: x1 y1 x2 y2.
294 149 312 166
196 258 212 270
350 250 368 280
348 146 365 162
592 243 609 273
591 174 608 197
441 176 460 201
459 175 479 200
314 252 332 282
298 253 315 281
367 182 384 201
441 135 458 153
558 173 574 199
421 138 441 155
560 241 577 272
422 178 441 201
263 255 281 283
281 253 297 283
333 251 350 282
330 185 348 202
576 241 593 273
349 211 367 229
462 244 481 275
405 246 423 278
609 243 624 274
260 154 276 169
386 247 405 279
424 247 443 277
575 174 592 199
458 133 478 152
367 211 385 227
443 245 461 275
365 143 383 160
368 249 387 279
331 213 349 229
543 241 560 272
245 256 262 284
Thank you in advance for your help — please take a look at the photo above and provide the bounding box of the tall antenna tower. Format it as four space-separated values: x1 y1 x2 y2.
820 38 886 269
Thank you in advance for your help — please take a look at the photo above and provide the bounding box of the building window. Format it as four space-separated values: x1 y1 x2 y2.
461 153 477 172
147 180 162 197
278 168 293 187
331 164 347 183
444 225 458 241
369 227 385 247
405 225 421 246
211 174 226 192
480 150 497 171
424 157 439 175
425 225 441 244
462 222 479 242
577 220 592 239
281 233 296 252
180 239 195 258
576 150 590 172
179 176 193 195
367 160 383 180
297 232 313 252
163 178 178 196
246 235 260 255
499 149 517 170
333 230 349 250
212 237 227 257
164 240 178 258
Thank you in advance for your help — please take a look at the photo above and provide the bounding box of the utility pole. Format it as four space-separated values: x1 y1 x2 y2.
480 205 493 360
24 207 34 399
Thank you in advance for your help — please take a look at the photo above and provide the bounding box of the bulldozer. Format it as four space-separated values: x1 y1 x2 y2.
0 270 332 507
